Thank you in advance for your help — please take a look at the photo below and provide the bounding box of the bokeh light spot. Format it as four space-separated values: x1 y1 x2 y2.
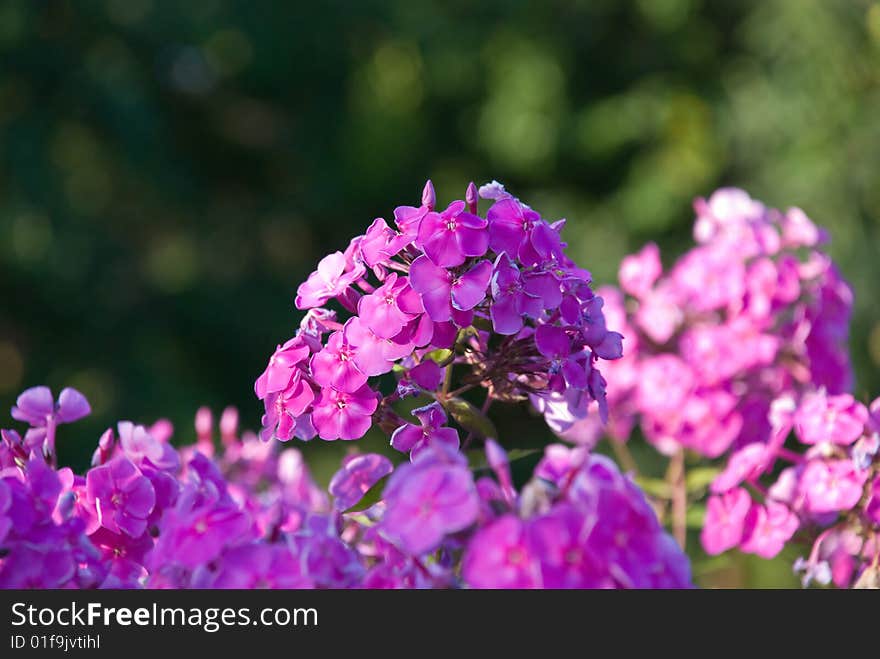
0 341 24 394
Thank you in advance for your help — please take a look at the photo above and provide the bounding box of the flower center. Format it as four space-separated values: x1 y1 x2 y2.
507 547 526 565
564 548 581 565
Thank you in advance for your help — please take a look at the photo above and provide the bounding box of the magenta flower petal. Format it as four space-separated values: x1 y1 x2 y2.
312 385 378 441
522 271 561 308
11 386 54 426
56 388 91 423
357 274 414 339
711 443 769 493
422 223 465 267
390 424 423 453
801 459 867 513
295 251 350 309
329 453 393 511
491 295 524 335
254 336 311 399
310 330 368 393
701 487 751 555
409 255 453 321
462 514 538 588
535 325 570 360
739 501 798 559
381 449 478 554
794 390 868 446
487 198 528 258
344 317 395 377
451 260 491 311
418 202 471 267
86 456 155 538
619 242 662 298
593 331 623 360
409 360 442 391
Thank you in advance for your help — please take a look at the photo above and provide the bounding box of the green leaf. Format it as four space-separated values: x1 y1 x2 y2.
345 512 376 527
507 448 541 463
425 348 454 366
342 474 389 513
471 316 494 332
686 503 706 529
467 447 540 471
443 396 497 439
685 467 720 494
634 476 672 499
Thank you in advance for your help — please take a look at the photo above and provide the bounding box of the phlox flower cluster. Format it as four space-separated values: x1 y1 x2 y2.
255 180 623 450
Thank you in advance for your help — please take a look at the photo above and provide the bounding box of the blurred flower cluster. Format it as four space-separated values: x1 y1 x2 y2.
566 188 852 455
554 188 880 587
0 387 690 588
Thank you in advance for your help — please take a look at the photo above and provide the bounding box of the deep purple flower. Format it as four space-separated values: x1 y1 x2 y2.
289 514 365 588
207 543 312 589
535 325 587 391
148 493 253 574
486 197 560 265
11 386 91 427
390 402 460 460
0 479 12 545
85 456 156 538
381 448 479 555
329 453 393 510
489 254 544 335
407 360 443 391
528 504 609 588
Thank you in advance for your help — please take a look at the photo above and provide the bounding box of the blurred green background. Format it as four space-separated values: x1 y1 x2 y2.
2 0 879 586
